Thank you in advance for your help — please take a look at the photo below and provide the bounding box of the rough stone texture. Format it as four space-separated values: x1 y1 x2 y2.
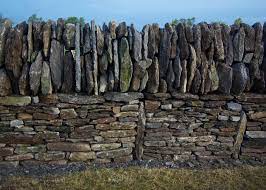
0 19 12 67
119 37 133 92
146 57 160 93
131 25 142 62
29 52 43 95
42 21 51 58
0 68 12 96
63 23 75 50
217 63 232 95
49 40 64 92
41 61 52 95
61 51 74 93
231 63 248 95
233 27 245 62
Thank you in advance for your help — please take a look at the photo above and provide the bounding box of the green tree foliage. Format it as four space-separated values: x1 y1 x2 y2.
65 16 85 26
171 17 196 26
234 18 243 25
28 14 43 22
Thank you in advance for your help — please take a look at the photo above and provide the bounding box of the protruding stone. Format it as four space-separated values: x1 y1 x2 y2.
29 52 43 95
119 37 133 92
63 23 75 50
10 119 24 128
142 25 149 60
166 60 175 92
116 22 128 39
96 26 104 56
75 23 81 92
131 25 142 62
242 23 255 52
18 62 30 95
56 18 64 41
0 68 12 96
83 23 91 54
213 23 224 60
84 53 94 94
41 61 52 95
177 23 189 60
42 21 51 57
233 27 245 62
227 102 242 112
109 21 117 39
232 63 248 95
49 40 64 92
148 23 160 58
0 96 31 106
60 108 78 119
200 23 213 51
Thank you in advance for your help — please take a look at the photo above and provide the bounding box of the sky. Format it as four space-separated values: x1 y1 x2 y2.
1 0 266 29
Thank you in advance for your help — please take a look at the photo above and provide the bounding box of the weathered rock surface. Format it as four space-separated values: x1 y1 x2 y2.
217 63 232 94
29 52 43 95
0 68 12 96
231 63 248 95
119 37 133 92
41 61 52 95
49 40 64 92
63 23 75 50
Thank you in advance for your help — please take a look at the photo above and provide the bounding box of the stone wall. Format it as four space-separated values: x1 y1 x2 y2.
0 19 266 166
0 93 265 166
0 19 265 96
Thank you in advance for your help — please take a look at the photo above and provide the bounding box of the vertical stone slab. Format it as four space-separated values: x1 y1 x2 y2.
19 62 30 95
119 37 133 92
233 111 247 159
49 39 64 92
61 51 74 93
0 19 12 67
75 23 81 92
135 102 145 160
29 52 43 95
27 21 33 62
0 68 12 96
43 21 51 58
41 61 52 95
91 20 98 95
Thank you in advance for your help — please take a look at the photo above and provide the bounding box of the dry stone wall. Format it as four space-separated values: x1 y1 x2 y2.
0 18 266 166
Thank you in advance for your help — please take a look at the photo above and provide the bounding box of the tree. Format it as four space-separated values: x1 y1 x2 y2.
171 17 196 27
28 14 43 22
234 18 243 25
65 16 85 27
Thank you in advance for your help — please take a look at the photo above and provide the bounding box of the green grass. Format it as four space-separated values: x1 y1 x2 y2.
1 166 266 190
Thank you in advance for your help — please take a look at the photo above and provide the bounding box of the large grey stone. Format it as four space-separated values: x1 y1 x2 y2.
217 62 232 94
146 57 160 93
58 94 105 104
0 19 11 67
119 37 133 92
29 52 43 95
75 23 81 92
61 51 74 93
187 45 197 92
49 39 64 92
42 21 51 57
41 61 52 95
232 63 248 95
131 25 142 62
19 63 30 95
63 23 75 50
233 27 245 62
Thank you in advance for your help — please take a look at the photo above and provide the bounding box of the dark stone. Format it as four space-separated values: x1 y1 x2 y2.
61 51 74 93
5 23 25 93
84 53 94 94
173 52 182 89
159 79 167 93
56 18 64 41
116 22 128 39
33 21 43 53
191 68 201 94
0 68 12 96
200 23 213 51
49 39 64 92
170 31 178 59
83 23 91 54
166 60 175 92
0 19 12 67
193 24 201 65
213 23 224 61
27 21 33 62
177 23 189 60
19 62 30 95
63 23 75 50
148 23 160 58
217 62 232 94
159 23 172 78
242 23 255 52
146 57 159 93
233 27 245 62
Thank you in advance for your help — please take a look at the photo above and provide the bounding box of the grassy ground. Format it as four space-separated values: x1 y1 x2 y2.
1 166 266 190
